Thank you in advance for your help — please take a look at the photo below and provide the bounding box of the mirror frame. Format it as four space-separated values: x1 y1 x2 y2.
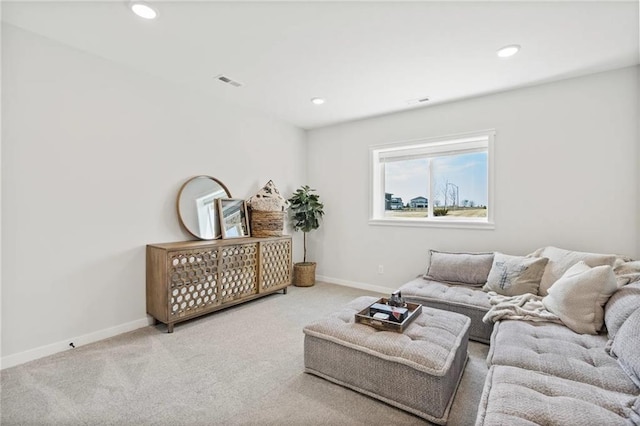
217 198 250 239
176 175 232 240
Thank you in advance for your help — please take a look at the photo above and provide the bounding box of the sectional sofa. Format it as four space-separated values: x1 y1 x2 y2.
398 246 640 425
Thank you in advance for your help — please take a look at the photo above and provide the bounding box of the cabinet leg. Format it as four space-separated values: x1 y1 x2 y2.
283 287 288 295
167 323 174 333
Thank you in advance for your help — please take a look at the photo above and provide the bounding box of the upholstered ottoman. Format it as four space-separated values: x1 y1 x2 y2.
303 296 470 424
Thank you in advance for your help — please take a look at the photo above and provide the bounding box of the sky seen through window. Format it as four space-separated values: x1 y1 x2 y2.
385 152 487 207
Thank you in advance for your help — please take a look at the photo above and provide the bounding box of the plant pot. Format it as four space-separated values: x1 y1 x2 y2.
293 262 316 287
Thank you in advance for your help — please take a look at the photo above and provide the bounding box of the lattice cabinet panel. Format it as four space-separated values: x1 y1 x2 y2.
147 236 291 333
219 243 258 303
260 239 292 292
168 248 220 319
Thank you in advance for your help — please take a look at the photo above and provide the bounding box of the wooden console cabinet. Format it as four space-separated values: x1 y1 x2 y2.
146 236 291 332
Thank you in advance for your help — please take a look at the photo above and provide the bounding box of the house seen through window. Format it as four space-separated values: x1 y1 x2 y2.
371 130 494 228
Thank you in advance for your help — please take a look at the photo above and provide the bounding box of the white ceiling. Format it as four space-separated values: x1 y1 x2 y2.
3 1 639 129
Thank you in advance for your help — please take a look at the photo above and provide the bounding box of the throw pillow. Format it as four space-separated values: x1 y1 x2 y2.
610 307 640 388
246 180 288 212
542 261 617 334
424 250 494 286
483 253 549 296
534 246 616 296
604 282 640 339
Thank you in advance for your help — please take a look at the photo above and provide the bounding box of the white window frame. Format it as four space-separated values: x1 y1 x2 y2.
369 130 495 229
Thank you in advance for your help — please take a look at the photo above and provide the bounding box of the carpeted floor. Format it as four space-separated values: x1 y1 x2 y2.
1 282 489 425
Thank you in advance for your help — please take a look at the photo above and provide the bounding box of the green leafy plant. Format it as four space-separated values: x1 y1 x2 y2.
433 208 449 216
288 185 325 263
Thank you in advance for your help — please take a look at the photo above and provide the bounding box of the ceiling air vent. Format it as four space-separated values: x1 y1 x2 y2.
215 74 243 87
406 97 430 105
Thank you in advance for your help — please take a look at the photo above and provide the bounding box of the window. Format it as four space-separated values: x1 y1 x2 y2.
370 130 494 228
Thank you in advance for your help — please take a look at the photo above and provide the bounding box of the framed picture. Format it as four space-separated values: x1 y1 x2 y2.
217 198 250 239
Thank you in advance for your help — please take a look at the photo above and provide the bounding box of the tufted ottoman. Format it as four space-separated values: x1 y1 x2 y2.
303 296 470 424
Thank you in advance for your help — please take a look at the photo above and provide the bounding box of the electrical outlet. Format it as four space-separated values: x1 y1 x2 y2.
378 265 384 274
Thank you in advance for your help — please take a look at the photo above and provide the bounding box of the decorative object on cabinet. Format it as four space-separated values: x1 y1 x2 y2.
247 180 287 237
250 211 285 237
247 180 288 211
287 185 324 287
217 198 250 239
146 236 292 332
177 175 231 240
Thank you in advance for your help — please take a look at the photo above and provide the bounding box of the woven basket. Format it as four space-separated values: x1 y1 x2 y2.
250 210 284 237
293 262 316 287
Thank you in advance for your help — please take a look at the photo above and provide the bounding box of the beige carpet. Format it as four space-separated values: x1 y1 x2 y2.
1 282 489 425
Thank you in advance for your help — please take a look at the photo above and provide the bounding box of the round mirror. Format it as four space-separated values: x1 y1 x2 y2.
177 176 231 240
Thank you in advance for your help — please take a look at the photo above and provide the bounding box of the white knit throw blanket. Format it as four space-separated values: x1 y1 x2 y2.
482 258 640 325
482 292 563 325
614 259 640 287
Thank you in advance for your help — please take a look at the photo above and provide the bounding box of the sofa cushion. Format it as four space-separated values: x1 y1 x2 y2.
533 246 616 296
487 320 638 394
423 250 494 286
483 253 548 296
542 262 617 335
398 278 493 343
610 307 640 388
605 282 640 339
476 365 639 426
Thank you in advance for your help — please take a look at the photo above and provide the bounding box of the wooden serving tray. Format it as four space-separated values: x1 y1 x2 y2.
355 298 422 333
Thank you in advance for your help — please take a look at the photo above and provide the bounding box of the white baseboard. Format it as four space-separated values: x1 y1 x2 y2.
1 317 153 370
316 275 393 295
1 278 391 369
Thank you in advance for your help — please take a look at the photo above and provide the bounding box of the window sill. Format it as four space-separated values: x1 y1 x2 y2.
368 217 495 230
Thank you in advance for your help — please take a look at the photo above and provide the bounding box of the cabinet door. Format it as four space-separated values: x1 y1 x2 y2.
168 247 221 319
259 238 292 293
218 243 259 303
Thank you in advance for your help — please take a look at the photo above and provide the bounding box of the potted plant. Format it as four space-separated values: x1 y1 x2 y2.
288 185 324 287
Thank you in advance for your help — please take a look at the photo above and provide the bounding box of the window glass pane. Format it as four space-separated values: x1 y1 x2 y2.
432 152 487 218
384 158 429 218
372 131 492 225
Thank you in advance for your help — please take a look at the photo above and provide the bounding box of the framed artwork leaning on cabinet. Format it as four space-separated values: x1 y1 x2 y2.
217 198 250 238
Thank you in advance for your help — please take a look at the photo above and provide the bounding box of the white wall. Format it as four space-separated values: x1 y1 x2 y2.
0 10 4 365
2 24 638 368
1 25 306 366
308 66 639 291
637 68 640 260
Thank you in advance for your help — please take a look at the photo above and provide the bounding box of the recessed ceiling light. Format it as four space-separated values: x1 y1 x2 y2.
497 44 520 58
311 97 325 105
130 2 158 20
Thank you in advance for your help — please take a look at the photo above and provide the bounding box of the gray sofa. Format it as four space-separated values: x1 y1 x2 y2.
397 247 640 425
